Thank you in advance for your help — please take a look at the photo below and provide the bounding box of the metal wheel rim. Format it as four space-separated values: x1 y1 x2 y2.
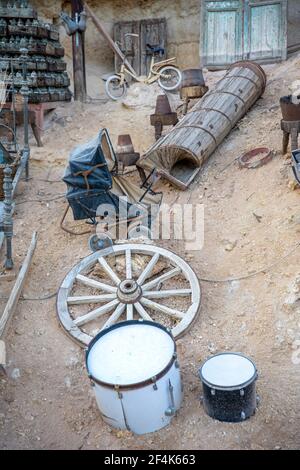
159 66 182 91
57 244 201 347
105 75 127 100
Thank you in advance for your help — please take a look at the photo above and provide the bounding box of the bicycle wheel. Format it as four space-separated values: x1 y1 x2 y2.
105 75 127 100
158 66 182 91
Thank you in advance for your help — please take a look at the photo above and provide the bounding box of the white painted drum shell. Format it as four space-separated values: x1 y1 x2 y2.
92 361 182 435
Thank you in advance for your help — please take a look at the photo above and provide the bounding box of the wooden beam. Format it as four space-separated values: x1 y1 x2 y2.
71 0 87 102
84 2 136 75
0 340 6 369
0 232 37 338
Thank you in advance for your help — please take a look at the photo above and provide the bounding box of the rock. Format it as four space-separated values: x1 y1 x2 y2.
224 240 237 252
10 368 20 380
64 376 72 388
288 180 299 191
14 327 24 336
122 82 161 109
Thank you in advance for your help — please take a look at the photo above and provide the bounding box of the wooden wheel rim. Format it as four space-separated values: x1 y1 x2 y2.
57 244 201 347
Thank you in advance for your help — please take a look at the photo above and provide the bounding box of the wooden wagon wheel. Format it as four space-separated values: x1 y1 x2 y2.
57 244 201 347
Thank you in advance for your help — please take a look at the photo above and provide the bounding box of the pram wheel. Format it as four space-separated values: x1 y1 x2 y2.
128 224 152 240
89 233 113 252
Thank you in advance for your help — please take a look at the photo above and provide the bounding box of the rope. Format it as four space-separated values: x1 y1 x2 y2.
0 291 57 302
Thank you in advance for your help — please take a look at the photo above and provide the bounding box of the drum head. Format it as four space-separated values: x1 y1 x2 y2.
86 321 175 387
200 353 256 389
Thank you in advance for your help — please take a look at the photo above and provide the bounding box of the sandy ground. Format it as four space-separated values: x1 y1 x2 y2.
1 54 300 450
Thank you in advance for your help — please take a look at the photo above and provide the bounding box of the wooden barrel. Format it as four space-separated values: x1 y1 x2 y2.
140 61 266 190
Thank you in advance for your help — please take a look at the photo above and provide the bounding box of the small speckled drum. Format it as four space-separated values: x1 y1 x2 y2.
86 320 182 435
199 352 258 423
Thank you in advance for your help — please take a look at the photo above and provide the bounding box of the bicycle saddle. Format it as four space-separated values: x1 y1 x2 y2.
146 43 165 55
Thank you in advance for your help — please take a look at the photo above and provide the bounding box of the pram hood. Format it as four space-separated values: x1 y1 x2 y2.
63 129 115 191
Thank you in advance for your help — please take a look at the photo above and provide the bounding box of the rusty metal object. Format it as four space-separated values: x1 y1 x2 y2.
115 134 140 168
150 95 178 140
238 147 273 169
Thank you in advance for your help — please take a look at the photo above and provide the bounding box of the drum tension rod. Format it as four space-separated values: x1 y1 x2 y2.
165 380 176 417
151 376 158 390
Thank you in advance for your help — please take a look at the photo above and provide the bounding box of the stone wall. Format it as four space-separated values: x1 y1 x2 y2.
31 0 201 74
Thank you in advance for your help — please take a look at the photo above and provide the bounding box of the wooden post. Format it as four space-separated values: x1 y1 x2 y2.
71 0 87 102
0 232 37 339
3 167 13 270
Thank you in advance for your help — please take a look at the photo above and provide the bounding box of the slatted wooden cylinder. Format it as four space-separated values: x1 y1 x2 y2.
140 61 266 190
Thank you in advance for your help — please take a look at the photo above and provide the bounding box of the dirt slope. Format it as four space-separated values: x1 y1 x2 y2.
0 53 300 450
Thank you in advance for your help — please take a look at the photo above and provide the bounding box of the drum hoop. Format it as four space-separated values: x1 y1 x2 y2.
86 319 176 390
199 352 258 391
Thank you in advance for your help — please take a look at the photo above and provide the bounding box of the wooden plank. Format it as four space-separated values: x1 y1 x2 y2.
0 232 4 251
114 20 140 77
0 339 5 368
0 232 37 338
140 18 167 75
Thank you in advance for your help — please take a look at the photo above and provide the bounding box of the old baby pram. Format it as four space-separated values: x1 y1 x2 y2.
62 129 162 249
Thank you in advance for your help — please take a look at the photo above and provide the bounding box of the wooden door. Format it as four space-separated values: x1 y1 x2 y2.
201 0 287 68
114 18 167 76
244 0 287 62
114 20 140 76
201 1 243 67
140 18 167 75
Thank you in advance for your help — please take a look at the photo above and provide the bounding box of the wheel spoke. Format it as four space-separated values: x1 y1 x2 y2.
127 304 133 320
73 299 119 326
76 274 117 293
98 256 121 285
140 298 184 319
101 303 126 330
142 289 191 299
67 294 116 305
135 302 154 322
142 267 181 290
137 253 160 285
126 248 132 279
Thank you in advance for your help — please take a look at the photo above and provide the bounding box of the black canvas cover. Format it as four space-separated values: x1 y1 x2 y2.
63 130 113 191
63 130 131 221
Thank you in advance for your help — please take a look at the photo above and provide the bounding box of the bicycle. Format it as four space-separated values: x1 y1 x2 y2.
105 33 182 100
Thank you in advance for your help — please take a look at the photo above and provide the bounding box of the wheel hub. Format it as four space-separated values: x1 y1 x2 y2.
117 279 142 304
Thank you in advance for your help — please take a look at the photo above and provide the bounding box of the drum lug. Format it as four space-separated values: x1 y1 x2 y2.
241 411 246 420
87 374 95 387
240 389 245 397
210 388 216 396
114 385 123 399
173 352 180 368
165 379 176 417
151 376 158 390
